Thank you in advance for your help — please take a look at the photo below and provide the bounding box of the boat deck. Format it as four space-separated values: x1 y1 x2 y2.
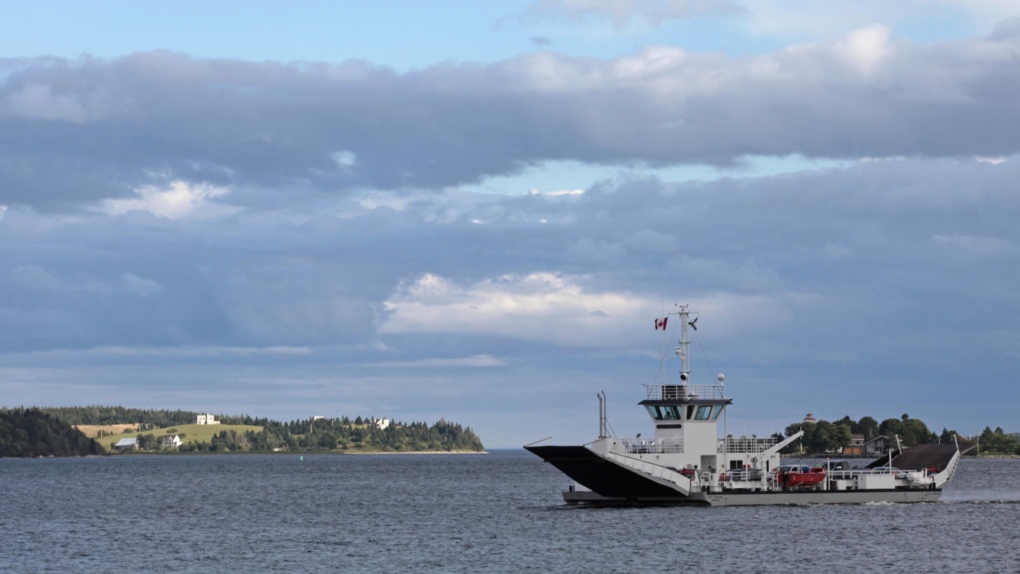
869 443 961 472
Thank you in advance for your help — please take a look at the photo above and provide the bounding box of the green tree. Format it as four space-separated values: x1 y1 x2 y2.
857 416 879 441
979 426 1020 454
879 418 903 438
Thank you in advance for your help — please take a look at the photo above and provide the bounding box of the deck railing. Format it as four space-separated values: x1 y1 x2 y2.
614 437 685 454
717 436 779 454
644 384 726 401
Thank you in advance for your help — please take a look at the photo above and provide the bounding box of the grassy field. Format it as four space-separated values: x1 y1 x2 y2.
84 423 263 449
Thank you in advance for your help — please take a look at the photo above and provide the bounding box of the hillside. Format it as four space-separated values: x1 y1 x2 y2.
0 409 105 458
88 423 265 451
57 408 485 453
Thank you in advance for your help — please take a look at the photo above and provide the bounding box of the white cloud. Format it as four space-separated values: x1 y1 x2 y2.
100 181 235 220
379 272 792 347
975 155 1008 164
333 150 357 171
742 0 1018 41
528 188 585 196
380 272 649 346
834 24 893 75
355 192 414 211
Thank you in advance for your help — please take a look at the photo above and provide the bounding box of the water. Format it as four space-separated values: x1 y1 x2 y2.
2 452 1019 573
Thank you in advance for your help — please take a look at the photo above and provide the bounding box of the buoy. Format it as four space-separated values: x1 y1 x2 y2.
300 456 304 461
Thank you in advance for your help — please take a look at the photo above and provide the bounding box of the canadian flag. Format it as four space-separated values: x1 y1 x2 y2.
654 317 668 330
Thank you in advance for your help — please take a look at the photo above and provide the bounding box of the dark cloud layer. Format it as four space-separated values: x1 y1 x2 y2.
2 29 1019 211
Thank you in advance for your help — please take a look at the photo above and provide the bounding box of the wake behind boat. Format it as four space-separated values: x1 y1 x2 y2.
525 305 962 506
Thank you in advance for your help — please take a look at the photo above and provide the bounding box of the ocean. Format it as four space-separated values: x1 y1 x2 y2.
1 451 1018 573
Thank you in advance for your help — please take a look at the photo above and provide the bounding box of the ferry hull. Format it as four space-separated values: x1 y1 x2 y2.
525 445 687 500
563 488 942 506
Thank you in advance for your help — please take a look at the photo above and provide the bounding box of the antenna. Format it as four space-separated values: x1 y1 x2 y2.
675 304 691 382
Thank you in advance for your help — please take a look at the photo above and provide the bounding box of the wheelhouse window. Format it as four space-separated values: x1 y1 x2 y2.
646 405 681 420
695 405 713 420
711 405 724 420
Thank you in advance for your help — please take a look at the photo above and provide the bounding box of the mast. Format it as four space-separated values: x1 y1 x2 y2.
675 304 690 382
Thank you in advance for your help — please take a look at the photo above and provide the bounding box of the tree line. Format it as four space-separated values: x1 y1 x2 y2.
0 406 485 455
29 406 204 428
0 409 104 458
975 426 1020 455
151 417 486 453
777 413 980 455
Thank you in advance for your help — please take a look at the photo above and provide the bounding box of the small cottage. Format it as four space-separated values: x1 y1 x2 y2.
113 437 138 451
160 435 182 449
864 435 891 456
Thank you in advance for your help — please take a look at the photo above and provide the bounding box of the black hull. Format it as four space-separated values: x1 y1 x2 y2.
524 445 688 500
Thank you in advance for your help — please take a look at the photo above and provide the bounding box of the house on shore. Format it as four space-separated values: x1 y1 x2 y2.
160 435 182 449
844 434 866 456
113 437 138 451
864 435 892 456
196 414 220 425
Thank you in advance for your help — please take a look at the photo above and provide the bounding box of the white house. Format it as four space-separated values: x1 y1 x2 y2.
160 435 182 449
374 418 390 430
196 413 220 425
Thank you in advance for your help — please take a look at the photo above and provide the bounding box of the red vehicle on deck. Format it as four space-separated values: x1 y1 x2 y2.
775 464 827 489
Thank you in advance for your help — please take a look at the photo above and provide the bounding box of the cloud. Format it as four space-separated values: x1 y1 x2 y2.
742 1 1020 41
3 83 91 123
519 0 743 29
3 152 1020 442
2 38 1020 211
6 344 312 361
933 234 1014 254
833 23 892 75
366 354 507 368
528 188 585 196
100 180 235 220
380 272 651 346
120 273 164 296
11 265 112 294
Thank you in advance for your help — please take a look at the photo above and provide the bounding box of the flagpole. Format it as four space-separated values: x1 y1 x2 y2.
660 300 666 385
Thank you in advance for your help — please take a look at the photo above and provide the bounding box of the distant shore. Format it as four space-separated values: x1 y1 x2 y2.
97 448 489 456
343 450 489 455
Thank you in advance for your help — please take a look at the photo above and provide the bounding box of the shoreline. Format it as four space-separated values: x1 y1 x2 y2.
97 449 490 457
334 450 489 455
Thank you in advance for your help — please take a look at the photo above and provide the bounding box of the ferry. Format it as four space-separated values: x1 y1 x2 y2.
525 305 963 506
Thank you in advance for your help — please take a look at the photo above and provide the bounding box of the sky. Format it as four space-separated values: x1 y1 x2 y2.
2 0 1020 448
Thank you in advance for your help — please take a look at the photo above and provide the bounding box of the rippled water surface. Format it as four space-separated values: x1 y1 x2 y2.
2 453 1018 573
